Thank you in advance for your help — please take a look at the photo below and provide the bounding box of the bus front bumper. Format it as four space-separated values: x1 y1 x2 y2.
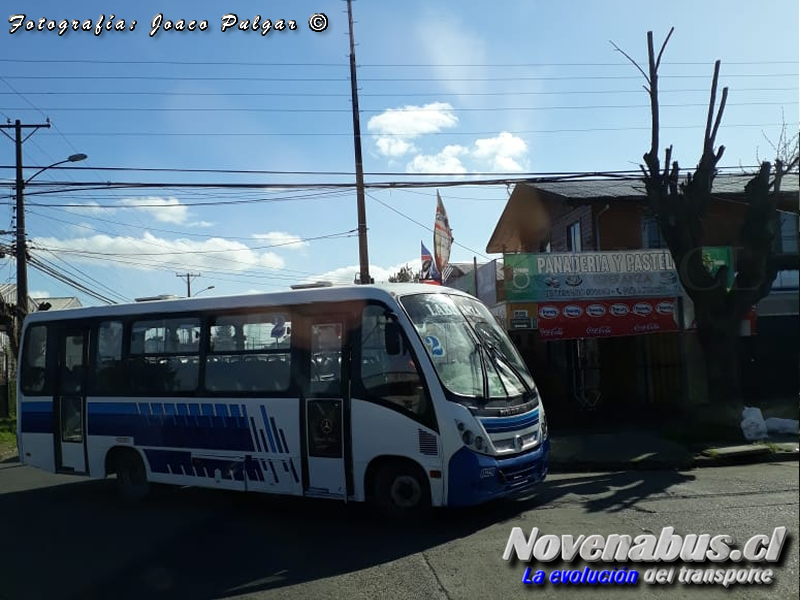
446 439 550 507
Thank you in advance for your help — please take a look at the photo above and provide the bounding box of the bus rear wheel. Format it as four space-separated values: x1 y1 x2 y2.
374 462 431 519
115 450 150 502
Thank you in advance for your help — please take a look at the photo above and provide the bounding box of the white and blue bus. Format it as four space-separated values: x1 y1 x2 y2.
17 283 549 516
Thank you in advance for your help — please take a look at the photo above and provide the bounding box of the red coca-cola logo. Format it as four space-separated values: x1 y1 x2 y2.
540 327 564 336
610 303 629 317
633 302 653 316
586 304 606 317
656 301 674 315
539 306 559 319
634 323 660 332
586 326 612 335
563 305 583 318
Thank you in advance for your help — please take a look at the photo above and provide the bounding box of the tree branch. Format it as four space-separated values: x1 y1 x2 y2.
609 40 650 82
655 27 675 69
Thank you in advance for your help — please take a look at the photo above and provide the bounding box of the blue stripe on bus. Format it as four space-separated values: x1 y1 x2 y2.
279 429 290 455
270 417 284 453
259 406 277 453
87 403 256 452
19 401 52 434
479 410 539 434
289 459 299 483
144 449 245 482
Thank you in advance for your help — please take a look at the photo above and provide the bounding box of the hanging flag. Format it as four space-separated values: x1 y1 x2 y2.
420 241 441 282
433 190 453 276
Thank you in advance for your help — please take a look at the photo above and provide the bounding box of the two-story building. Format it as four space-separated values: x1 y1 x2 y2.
484 174 799 425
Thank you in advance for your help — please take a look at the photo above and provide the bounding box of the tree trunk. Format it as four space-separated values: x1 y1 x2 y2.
695 309 744 429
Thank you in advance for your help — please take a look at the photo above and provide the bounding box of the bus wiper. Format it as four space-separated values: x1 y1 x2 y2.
481 339 534 397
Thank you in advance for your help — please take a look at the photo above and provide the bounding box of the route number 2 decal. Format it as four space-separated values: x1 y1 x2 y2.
424 335 445 357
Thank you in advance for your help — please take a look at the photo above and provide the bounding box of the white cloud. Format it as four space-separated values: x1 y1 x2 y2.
406 145 469 174
29 290 50 298
187 221 215 228
31 232 285 273
403 132 529 175
311 258 420 285
368 102 459 158
118 197 189 225
64 201 113 216
472 132 528 172
252 231 309 250
375 137 417 158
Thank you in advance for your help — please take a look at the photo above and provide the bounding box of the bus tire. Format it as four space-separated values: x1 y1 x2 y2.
115 450 149 502
374 462 431 519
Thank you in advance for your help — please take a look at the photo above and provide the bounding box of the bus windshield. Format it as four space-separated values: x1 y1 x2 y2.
399 293 536 407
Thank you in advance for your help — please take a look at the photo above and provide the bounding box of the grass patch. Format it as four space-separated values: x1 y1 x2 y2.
0 417 16 455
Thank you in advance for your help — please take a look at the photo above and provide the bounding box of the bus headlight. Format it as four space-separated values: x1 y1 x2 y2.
462 430 474 445
474 436 485 451
540 408 548 440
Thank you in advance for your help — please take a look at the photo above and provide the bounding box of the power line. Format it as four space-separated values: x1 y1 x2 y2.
0 164 775 178
24 122 793 138
366 192 490 261
34 229 359 257
2 87 795 98
2 73 796 82
1 58 796 66
2 101 797 114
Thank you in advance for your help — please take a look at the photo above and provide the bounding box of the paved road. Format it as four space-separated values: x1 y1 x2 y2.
1 457 797 600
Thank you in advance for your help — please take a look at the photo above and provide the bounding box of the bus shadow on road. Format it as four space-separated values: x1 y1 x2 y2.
0 468 694 600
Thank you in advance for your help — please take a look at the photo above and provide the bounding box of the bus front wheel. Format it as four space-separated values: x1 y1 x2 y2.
374 462 431 519
115 450 150 502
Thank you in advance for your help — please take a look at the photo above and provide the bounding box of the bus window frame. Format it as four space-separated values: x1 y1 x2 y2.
202 307 296 398
352 300 439 433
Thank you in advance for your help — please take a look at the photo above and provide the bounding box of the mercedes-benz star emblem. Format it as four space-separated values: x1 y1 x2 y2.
320 418 334 435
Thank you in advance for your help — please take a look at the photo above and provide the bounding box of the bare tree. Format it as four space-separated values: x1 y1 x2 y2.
612 29 799 422
388 265 420 283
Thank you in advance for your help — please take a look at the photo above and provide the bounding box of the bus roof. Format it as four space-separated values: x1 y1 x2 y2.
21 283 475 324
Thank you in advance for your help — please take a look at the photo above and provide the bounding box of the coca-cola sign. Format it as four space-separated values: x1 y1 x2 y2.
610 303 629 317
633 302 653 316
539 306 559 319
562 305 583 318
586 326 612 335
586 304 606 317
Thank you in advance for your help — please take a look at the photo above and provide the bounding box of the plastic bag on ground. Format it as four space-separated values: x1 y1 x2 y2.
741 406 768 441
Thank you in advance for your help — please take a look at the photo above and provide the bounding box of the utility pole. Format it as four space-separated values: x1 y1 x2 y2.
176 272 202 297
347 0 371 284
0 119 52 318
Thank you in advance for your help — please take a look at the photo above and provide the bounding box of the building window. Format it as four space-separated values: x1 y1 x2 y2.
567 221 582 252
641 215 668 249
774 213 799 254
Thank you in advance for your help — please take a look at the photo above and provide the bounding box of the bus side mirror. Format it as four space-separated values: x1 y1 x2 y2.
384 321 402 355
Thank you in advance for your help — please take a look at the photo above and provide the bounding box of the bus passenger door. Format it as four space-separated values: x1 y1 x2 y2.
54 327 88 474
303 316 349 499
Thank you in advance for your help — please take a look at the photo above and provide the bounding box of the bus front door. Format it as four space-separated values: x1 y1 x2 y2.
54 328 88 474
303 317 349 499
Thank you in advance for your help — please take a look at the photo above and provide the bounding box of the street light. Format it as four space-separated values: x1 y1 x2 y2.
16 153 88 316
192 285 215 297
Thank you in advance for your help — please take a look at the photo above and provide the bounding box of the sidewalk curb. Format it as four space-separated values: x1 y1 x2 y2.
548 448 798 473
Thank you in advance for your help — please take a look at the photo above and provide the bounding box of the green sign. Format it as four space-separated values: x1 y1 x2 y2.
700 247 735 289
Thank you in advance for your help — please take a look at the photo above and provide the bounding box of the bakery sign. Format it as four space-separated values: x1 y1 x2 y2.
504 250 684 302
536 298 680 341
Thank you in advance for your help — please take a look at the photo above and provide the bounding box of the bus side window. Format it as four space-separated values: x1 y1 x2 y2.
359 306 428 419
94 320 123 395
21 325 49 395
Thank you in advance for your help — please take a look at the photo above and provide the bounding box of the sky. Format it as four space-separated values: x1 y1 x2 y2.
1 0 798 306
